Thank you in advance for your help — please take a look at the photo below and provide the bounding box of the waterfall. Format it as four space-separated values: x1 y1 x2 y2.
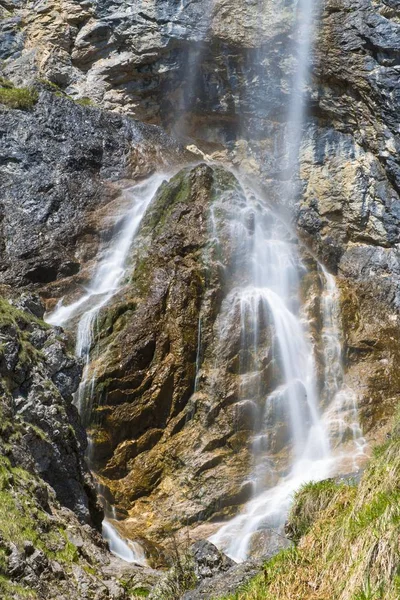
46 173 167 565
286 0 318 171
208 0 365 561
208 194 365 560
47 174 166 419
42 0 365 570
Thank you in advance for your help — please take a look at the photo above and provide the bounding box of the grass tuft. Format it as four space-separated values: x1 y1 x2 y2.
0 86 38 110
217 427 400 600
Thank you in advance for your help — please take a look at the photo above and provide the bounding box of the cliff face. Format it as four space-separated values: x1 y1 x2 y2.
0 294 143 599
0 0 400 597
0 88 188 292
300 0 400 437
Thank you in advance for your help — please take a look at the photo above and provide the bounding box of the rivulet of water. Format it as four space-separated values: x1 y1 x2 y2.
46 173 168 564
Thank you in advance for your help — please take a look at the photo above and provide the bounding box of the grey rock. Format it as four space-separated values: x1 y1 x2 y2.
13 292 45 318
182 560 260 600
0 90 186 291
191 540 234 580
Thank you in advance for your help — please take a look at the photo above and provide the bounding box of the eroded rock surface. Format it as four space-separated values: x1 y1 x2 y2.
0 88 188 295
0 293 160 599
297 0 400 438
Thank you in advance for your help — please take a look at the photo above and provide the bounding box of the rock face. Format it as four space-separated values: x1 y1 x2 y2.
88 164 258 540
0 292 100 526
297 0 400 437
0 0 400 587
0 88 188 294
0 293 161 599
1 0 294 145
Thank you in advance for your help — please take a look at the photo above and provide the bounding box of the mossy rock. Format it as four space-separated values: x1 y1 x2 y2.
0 86 38 110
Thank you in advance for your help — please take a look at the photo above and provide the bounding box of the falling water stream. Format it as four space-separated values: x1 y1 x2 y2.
44 0 366 569
209 0 366 561
208 182 365 561
46 174 168 565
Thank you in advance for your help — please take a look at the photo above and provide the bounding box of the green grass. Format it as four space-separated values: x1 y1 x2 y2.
217 427 400 600
75 96 94 106
0 576 37 600
0 86 38 109
286 478 345 542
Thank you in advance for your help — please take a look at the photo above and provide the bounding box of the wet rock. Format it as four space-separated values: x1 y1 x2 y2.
87 164 262 540
0 90 189 293
181 560 261 600
13 292 45 318
191 541 234 580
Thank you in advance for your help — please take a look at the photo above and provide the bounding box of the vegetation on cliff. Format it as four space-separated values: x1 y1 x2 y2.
219 417 400 600
0 78 38 110
0 296 142 600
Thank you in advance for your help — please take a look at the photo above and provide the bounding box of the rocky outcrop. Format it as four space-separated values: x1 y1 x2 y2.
0 86 188 295
0 0 294 146
0 291 100 525
0 292 162 599
86 164 258 541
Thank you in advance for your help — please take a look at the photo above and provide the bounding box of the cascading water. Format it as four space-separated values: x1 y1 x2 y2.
46 173 168 565
208 0 366 562
42 0 366 571
208 184 365 562
320 270 367 470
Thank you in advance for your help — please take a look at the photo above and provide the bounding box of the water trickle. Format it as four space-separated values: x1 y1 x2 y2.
102 520 148 566
320 269 368 470
47 174 166 420
46 173 168 564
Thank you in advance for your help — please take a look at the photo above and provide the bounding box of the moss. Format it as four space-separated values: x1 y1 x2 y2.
75 96 95 106
130 255 153 297
120 581 150 597
0 576 37 599
0 456 79 574
37 78 60 91
0 86 38 110
141 168 192 235
0 77 13 89
0 298 49 330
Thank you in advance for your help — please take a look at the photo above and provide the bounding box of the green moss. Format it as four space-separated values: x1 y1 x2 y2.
141 169 192 235
75 96 94 106
0 77 13 89
0 576 37 599
0 298 49 330
120 581 150 597
54 532 79 564
37 78 60 91
0 456 79 572
0 86 38 110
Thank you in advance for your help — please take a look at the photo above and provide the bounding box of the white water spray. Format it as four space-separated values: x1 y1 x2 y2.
102 521 147 565
209 214 366 561
46 173 167 565
209 181 334 561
